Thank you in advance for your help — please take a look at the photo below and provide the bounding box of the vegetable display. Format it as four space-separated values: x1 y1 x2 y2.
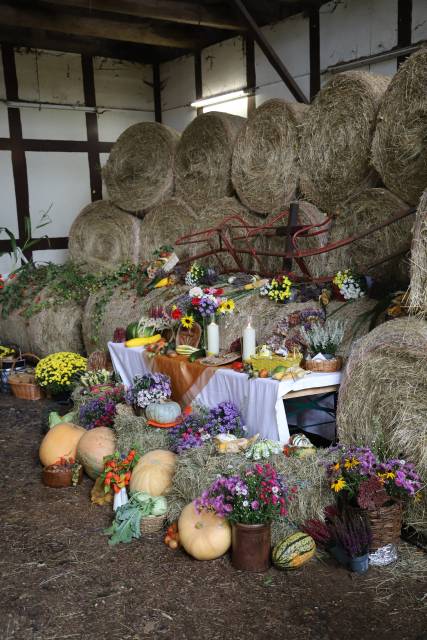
272 532 316 570
145 400 181 424
129 449 177 496
76 427 116 479
39 422 85 467
178 501 231 561
105 492 167 545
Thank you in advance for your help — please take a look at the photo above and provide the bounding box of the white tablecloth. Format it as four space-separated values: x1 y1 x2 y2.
108 342 341 443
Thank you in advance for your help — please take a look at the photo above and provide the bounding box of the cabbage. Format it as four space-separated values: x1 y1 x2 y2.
151 496 167 516
48 411 76 429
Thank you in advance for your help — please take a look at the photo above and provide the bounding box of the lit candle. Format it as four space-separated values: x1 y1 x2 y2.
242 318 256 362
207 318 220 356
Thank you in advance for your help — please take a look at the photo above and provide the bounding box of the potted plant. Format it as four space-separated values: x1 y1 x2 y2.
300 321 345 372
42 456 83 488
35 351 87 402
125 373 172 416
195 463 296 572
327 511 372 574
324 445 422 550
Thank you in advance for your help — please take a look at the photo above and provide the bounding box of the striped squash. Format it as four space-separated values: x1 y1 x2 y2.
272 532 316 570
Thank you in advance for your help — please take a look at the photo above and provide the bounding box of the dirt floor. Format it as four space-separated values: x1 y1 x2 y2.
0 395 426 640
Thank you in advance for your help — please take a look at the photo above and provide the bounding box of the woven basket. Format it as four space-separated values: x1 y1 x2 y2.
302 356 342 373
250 352 302 373
8 353 43 400
140 515 165 533
366 501 403 550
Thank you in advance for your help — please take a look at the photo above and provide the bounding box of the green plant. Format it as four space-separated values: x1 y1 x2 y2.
300 320 345 356
0 209 51 270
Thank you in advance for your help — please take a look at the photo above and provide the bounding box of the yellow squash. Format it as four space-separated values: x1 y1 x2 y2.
125 334 162 347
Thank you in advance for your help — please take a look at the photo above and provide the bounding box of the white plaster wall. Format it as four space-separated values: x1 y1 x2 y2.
160 54 196 131
319 0 398 71
97 109 155 143
15 49 85 104
0 151 18 235
412 0 427 42
0 54 9 138
26 152 91 238
33 248 69 265
20 107 87 140
162 106 195 132
202 37 246 98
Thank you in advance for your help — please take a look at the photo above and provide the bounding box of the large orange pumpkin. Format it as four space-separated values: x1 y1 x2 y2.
178 501 231 560
76 427 116 479
39 422 86 467
129 449 176 497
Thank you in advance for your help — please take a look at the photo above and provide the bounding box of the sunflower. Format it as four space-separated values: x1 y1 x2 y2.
331 477 347 492
344 457 360 470
181 315 195 329
218 299 235 314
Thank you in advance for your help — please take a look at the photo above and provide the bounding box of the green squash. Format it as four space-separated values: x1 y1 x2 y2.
145 401 181 424
126 322 140 340
272 532 316 570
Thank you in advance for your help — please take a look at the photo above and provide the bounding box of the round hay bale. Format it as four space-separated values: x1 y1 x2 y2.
372 48 427 206
337 318 427 528
82 284 186 354
103 122 180 213
27 287 85 358
299 71 389 213
323 188 412 284
192 196 265 272
0 308 32 353
232 100 308 215
326 297 384 357
264 200 330 277
68 200 144 274
175 111 246 209
409 188 427 316
140 197 199 261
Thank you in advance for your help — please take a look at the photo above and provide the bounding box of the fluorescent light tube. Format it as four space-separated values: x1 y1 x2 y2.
191 89 249 109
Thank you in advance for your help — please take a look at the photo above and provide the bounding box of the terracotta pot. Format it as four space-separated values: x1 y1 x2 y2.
42 464 83 488
231 522 271 572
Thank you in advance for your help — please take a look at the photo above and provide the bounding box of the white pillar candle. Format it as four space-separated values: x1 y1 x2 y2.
242 319 256 362
207 318 220 356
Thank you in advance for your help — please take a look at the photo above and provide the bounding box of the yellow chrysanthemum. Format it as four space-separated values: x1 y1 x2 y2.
181 315 195 329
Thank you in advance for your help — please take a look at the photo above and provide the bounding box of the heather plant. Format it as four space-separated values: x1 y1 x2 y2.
328 511 371 558
300 320 345 356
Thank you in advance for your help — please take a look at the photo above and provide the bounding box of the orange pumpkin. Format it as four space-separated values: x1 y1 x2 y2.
178 501 231 560
39 422 85 467
76 427 116 479
129 449 176 497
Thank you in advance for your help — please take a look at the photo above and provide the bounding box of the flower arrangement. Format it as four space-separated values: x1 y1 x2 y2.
78 386 125 429
300 320 345 356
260 275 293 303
44 456 83 487
99 449 140 494
184 262 218 287
0 345 17 359
324 445 422 506
332 270 366 300
327 510 372 559
168 402 245 453
126 373 172 409
79 369 112 389
195 463 296 525
35 351 87 395
266 308 326 354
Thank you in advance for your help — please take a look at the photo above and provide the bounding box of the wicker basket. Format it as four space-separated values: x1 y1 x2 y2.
140 515 165 533
42 464 83 488
250 352 302 373
8 353 43 400
366 501 403 550
302 356 342 373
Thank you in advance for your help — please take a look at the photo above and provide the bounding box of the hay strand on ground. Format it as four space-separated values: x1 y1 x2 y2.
372 48 427 206
103 122 180 214
299 71 389 213
175 111 245 209
337 318 427 532
409 188 427 316
232 100 309 215
68 200 144 274
140 198 199 261
323 188 412 285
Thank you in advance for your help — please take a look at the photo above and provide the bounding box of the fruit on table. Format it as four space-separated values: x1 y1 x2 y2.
272 532 316 570
129 449 176 496
178 501 231 560
125 334 162 347
145 400 181 424
258 369 269 378
39 422 85 467
76 427 116 479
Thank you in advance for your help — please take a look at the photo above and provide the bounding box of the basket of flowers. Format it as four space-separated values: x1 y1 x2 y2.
300 321 345 372
35 351 87 401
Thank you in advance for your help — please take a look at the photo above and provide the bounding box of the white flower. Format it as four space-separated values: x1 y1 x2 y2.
242 500 249 507
272 486 279 494
189 286 203 297
241 488 248 496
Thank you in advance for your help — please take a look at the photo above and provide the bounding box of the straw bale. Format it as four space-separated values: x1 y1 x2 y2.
326 297 384 357
323 188 412 285
232 100 309 215
337 318 427 530
103 122 180 213
409 188 427 316
68 200 144 274
175 111 245 209
0 308 32 353
299 71 389 213
372 48 427 206
27 287 85 357
113 412 169 455
140 197 199 261
167 444 332 544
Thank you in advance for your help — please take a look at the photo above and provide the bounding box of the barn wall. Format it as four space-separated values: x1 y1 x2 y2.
0 46 154 273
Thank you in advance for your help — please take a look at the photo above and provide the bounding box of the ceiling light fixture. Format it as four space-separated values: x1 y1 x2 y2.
190 88 250 109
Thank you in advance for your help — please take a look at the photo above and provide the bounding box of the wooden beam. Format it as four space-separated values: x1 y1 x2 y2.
0 2 202 49
153 63 162 123
35 0 243 31
194 51 203 116
309 6 320 101
397 0 412 66
229 0 308 103
245 35 256 116
81 55 102 201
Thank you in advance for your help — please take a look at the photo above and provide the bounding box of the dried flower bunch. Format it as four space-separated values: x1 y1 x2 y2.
300 320 345 356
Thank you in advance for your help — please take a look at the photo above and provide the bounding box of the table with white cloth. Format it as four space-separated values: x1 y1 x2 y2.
108 342 342 444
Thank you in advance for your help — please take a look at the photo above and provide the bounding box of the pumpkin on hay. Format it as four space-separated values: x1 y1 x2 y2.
39 422 85 467
129 449 176 497
76 427 116 479
145 401 181 424
178 501 231 561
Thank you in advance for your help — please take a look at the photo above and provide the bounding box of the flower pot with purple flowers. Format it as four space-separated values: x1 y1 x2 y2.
195 462 297 573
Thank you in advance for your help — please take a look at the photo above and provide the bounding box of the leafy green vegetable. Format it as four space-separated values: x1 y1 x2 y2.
48 410 76 428
104 492 167 545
